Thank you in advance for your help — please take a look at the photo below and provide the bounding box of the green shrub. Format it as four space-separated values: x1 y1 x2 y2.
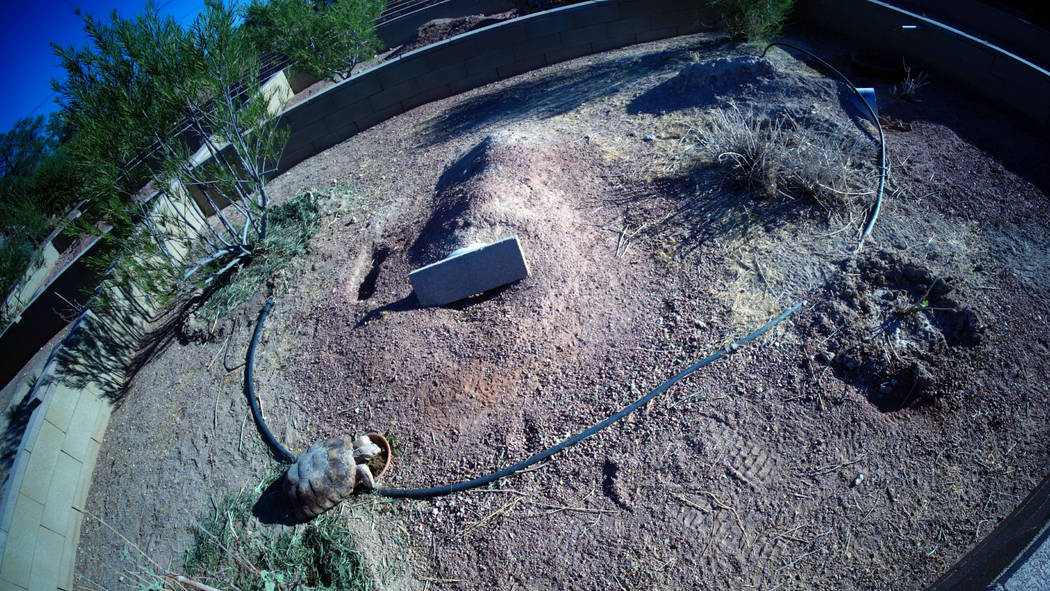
0 234 37 301
244 0 385 80
710 0 795 41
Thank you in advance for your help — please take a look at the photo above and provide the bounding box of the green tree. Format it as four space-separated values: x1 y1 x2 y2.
243 0 385 80
0 113 74 308
52 0 290 310
710 0 795 41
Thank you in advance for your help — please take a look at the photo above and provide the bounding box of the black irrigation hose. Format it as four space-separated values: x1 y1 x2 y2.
245 299 805 499
760 42 887 251
246 300 297 464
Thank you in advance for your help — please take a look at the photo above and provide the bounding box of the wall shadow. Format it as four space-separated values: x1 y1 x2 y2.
417 48 695 147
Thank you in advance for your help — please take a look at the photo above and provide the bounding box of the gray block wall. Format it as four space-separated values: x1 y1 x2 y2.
800 0 1050 127
277 0 718 175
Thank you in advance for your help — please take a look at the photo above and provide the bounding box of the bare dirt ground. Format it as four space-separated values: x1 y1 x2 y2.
75 31 1050 591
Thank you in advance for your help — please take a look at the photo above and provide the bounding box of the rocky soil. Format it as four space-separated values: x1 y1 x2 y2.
76 31 1050 591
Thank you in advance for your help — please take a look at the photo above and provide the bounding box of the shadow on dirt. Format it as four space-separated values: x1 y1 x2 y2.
626 55 779 115
355 292 419 328
253 474 298 526
55 264 252 405
355 284 512 329
418 49 693 146
612 168 819 253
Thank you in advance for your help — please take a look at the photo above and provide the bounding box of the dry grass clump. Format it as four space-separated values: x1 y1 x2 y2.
688 105 875 213
890 64 929 102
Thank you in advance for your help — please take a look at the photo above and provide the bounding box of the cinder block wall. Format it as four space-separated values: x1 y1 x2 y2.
276 0 717 174
0 188 205 591
799 0 1050 126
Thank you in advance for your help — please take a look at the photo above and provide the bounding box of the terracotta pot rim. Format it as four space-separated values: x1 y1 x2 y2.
366 432 392 480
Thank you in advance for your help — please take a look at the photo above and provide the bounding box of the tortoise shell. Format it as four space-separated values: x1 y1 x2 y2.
284 436 358 521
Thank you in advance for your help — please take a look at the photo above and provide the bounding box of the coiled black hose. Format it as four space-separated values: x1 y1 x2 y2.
760 42 887 251
245 300 297 464
245 299 804 498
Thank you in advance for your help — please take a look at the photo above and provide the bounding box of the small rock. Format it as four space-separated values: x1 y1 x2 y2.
643 133 656 142
852 473 865 487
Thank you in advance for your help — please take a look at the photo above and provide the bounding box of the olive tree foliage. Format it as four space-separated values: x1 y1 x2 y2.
243 0 385 80
53 0 289 310
709 0 796 41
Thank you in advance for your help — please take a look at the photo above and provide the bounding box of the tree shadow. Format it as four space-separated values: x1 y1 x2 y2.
55 283 166 403
612 167 817 254
417 48 695 147
54 267 242 406
0 392 41 486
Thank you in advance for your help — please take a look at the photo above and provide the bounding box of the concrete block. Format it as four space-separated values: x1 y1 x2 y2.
616 0 649 19
73 439 100 511
545 41 594 66
416 62 469 89
60 392 104 463
260 70 294 116
0 451 31 532
635 26 678 44
500 51 548 80
335 71 384 101
402 83 453 111
523 11 576 40
359 99 404 129
469 24 529 49
376 56 432 90
368 77 420 111
40 452 80 535
58 507 83 590
28 525 63 591
0 579 28 591
20 421 63 503
605 15 650 45
448 69 501 95
422 39 481 71
464 47 516 77
574 2 619 26
0 495 43 587
327 80 382 114
43 387 79 434
651 8 701 31
91 395 112 443
409 237 529 307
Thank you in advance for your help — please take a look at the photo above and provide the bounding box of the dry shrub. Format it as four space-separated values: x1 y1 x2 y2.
689 105 875 212
890 64 929 102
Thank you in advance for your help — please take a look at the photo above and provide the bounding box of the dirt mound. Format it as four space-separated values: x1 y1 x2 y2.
628 55 837 115
399 11 519 54
807 250 983 412
294 128 661 485
410 131 593 265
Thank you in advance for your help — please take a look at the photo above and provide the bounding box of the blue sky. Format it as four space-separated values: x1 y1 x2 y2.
0 0 207 133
